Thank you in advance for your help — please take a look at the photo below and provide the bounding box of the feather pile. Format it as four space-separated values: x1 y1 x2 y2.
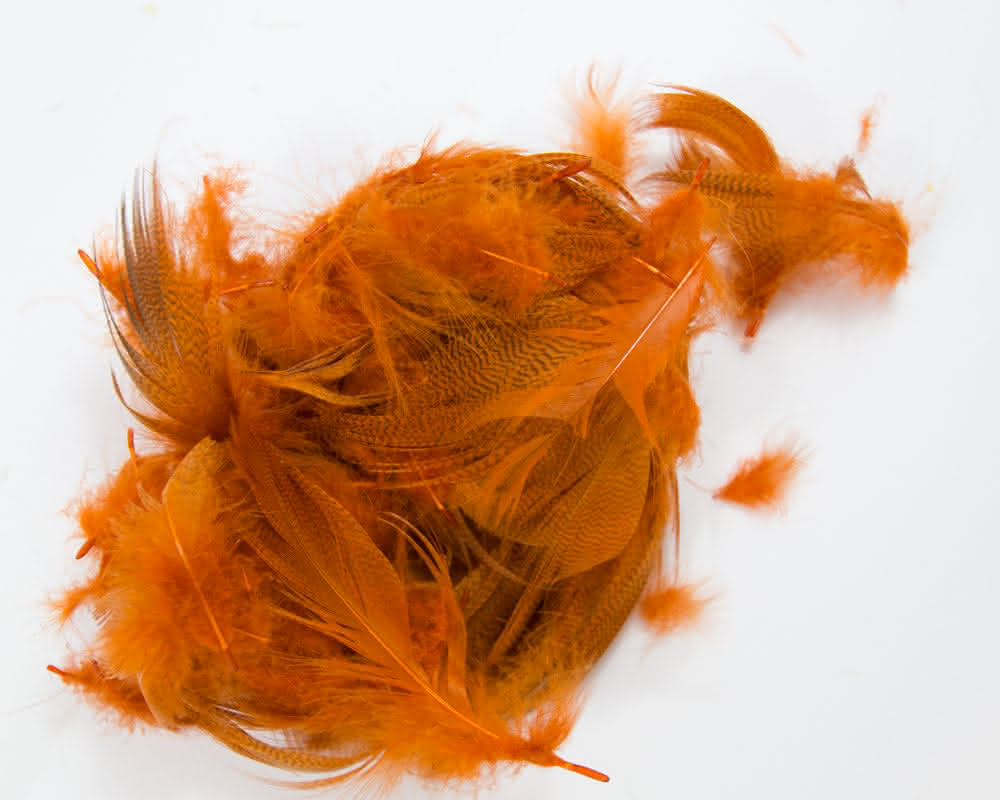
52 84 909 789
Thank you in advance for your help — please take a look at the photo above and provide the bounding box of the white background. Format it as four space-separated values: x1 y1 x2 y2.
1 1 997 798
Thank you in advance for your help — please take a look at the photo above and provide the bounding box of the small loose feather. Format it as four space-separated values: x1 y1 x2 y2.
639 582 707 634
713 444 806 510
51 80 909 793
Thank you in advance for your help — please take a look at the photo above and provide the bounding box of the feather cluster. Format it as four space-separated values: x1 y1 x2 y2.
52 84 909 789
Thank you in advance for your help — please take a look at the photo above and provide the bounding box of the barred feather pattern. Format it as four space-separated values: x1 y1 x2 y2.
52 85 909 789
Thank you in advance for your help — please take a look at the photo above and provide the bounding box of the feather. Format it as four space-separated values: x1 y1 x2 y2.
647 85 909 336
639 582 707 634
570 68 634 177
713 443 805 510
52 78 910 793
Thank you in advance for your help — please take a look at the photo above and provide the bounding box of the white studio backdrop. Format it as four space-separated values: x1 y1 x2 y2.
1 2 997 799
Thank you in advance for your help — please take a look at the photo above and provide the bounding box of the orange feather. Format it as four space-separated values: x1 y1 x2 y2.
713 444 806 510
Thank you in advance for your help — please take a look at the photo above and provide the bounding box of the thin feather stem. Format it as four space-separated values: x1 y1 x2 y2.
603 240 712 387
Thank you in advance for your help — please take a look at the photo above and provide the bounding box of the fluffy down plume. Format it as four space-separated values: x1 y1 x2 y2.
52 84 909 790
713 443 806 510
